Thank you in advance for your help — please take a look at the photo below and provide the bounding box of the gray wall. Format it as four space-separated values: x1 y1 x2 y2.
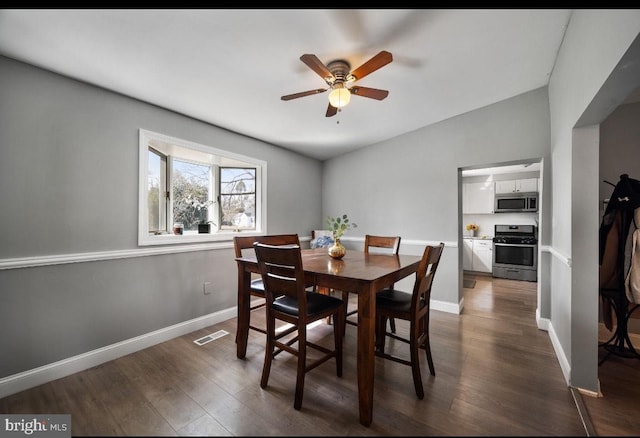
547 10 640 392
322 87 551 310
0 56 323 378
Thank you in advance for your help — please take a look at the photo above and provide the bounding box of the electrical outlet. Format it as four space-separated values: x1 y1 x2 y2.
203 282 212 295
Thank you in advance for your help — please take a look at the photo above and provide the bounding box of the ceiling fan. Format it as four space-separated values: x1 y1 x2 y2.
281 50 393 117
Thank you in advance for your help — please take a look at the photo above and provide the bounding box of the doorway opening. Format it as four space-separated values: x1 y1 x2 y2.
459 159 542 316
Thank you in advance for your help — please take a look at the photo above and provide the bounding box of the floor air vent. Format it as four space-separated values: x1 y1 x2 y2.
194 330 229 346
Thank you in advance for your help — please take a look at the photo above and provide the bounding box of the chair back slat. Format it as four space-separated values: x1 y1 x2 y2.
234 236 258 258
256 234 300 246
364 235 401 254
234 234 300 258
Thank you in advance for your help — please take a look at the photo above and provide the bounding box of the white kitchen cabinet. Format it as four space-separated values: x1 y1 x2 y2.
472 239 493 273
495 178 538 194
494 180 515 193
463 238 473 270
463 182 495 213
463 238 493 273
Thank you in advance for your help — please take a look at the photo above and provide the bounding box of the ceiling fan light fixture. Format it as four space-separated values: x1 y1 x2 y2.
328 87 351 108
282 51 392 116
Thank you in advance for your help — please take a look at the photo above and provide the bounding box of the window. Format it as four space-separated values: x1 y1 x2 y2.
220 167 256 230
139 129 266 246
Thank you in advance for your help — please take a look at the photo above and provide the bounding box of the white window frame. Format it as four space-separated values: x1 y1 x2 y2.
138 129 267 246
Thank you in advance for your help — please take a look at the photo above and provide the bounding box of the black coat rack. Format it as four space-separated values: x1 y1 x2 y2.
599 174 640 365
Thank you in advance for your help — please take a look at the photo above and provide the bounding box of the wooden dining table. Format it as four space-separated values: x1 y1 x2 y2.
235 246 423 426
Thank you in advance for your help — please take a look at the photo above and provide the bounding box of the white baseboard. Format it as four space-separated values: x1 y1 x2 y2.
0 307 236 399
536 308 550 331
547 320 571 386
432 298 462 314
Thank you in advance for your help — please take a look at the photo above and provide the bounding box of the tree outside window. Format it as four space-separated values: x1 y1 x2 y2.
172 159 213 231
220 167 256 230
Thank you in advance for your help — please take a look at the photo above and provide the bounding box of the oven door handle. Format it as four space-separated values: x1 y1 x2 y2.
493 243 537 248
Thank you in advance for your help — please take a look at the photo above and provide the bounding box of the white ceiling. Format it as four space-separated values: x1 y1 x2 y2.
0 9 573 161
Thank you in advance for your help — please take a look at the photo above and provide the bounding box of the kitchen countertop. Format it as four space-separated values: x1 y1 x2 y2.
463 235 494 240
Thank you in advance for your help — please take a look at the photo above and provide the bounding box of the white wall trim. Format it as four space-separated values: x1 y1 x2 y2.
0 307 236 399
403 238 458 248
536 307 550 331
542 244 572 267
548 320 571 386
432 298 462 315
0 241 235 271
0 235 458 271
1 236 308 271
340 236 458 248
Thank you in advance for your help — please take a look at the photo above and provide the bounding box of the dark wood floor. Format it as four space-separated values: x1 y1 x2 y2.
1 273 638 435
582 320 640 436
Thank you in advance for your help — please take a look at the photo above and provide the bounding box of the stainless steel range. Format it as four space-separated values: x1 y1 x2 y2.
492 224 538 282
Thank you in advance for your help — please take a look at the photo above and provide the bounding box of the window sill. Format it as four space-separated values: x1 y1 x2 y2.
139 229 261 246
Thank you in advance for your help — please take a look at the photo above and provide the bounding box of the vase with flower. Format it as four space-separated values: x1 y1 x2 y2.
326 214 357 259
466 223 479 237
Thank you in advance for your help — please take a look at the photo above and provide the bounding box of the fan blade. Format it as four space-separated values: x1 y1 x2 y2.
300 54 335 82
349 50 393 81
350 86 389 100
326 104 338 117
281 88 327 101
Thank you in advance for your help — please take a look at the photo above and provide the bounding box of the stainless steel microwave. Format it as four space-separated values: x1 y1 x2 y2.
494 192 538 213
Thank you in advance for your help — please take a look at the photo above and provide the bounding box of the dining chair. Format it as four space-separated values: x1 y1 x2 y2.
233 234 301 336
310 229 334 249
374 242 444 399
343 234 401 332
254 242 345 410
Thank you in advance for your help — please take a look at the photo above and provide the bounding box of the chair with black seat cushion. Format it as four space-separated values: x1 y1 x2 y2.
233 234 301 336
374 242 444 399
254 242 345 410
343 234 401 332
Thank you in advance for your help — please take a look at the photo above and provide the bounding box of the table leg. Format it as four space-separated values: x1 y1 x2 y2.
357 284 376 426
236 266 250 359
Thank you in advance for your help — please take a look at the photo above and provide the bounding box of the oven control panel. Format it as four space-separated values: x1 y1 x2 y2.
493 236 537 244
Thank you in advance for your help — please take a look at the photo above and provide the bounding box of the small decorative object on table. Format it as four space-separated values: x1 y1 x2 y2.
466 223 478 237
326 214 357 259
